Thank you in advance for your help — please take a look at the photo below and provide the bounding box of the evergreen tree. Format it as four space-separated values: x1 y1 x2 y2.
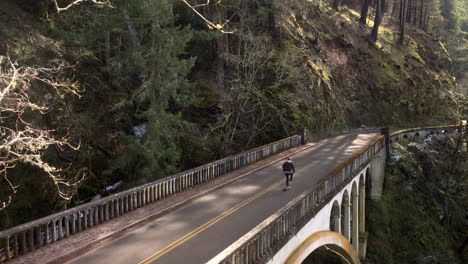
110 0 196 183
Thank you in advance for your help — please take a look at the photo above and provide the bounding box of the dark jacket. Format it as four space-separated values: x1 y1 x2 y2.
282 160 295 173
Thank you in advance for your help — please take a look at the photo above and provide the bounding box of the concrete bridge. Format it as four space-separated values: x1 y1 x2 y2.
0 124 464 264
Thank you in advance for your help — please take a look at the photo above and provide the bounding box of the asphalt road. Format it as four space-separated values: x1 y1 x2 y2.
67 132 379 264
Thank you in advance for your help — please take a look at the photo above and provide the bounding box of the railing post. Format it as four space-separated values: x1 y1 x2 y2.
301 129 307 145
381 127 390 159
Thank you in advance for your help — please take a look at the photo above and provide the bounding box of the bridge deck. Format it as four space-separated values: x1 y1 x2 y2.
9 132 379 264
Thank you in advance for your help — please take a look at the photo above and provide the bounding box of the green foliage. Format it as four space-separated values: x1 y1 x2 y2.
366 136 467 263
105 0 197 182
441 0 459 32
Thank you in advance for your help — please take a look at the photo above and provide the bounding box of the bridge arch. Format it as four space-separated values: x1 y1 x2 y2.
285 231 360 264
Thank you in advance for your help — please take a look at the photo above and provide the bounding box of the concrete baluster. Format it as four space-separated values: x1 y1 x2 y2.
13 234 19 257
28 229 34 251
150 186 154 202
98 204 103 222
65 216 70 238
71 213 77 234
94 206 99 224
174 179 179 193
129 194 134 211
136 191 141 207
156 184 161 200
105 203 109 221
120 197 125 214
83 210 88 229
4 236 10 260
19 231 26 254
89 208 94 227
37 226 43 247
193 171 198 185
124 196 129 213
163 184 170 197
144 188 149 204
141 190 146 206
111 200 115 217
56 218 63 240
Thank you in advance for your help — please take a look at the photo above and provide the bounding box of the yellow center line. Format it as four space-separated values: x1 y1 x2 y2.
137 179 284 264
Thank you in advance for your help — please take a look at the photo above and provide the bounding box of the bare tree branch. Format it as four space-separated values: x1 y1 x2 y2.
53 0 111 13
180 0 235 33
53 0 235 33
0 50 84 212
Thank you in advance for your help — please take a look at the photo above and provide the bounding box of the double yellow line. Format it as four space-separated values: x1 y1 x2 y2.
137 179 284 264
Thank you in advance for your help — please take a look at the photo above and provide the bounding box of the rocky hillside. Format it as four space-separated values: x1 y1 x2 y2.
277 0 459 127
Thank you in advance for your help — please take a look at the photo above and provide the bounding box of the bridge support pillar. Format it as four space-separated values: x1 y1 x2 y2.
370 152 385 200
352 192 359 253
333 214 341 233
381 127 390 159
343 201 351 240
359 183 365 233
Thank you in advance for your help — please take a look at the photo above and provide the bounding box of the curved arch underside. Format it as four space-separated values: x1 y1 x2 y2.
285 231 361 264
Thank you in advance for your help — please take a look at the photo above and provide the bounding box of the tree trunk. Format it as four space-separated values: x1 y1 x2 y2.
419 0 424 28
104 7 111 80
360 0 371 24
399 0 407 45
216 7 228 107
392 0 400 17
406 0 412 23
422 0 429 30
333 0 341 11
412 0 418 24
370 0 386 42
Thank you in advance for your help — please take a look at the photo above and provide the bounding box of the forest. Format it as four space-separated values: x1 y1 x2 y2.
0 0 466 230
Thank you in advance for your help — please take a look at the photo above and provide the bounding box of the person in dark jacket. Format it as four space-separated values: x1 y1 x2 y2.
282 157 295 190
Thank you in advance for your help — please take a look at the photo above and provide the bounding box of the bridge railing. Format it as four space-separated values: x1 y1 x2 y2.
389 124 462 142
212 124 465 264
0 135 302 262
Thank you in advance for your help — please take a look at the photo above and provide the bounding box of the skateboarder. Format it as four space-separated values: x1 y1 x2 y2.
282 157 295 190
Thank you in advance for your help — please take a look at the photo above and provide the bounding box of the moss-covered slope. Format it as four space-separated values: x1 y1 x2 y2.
278 0 460 127
365 134 467 263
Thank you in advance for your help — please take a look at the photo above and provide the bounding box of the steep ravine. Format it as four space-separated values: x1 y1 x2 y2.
365 133 467 264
